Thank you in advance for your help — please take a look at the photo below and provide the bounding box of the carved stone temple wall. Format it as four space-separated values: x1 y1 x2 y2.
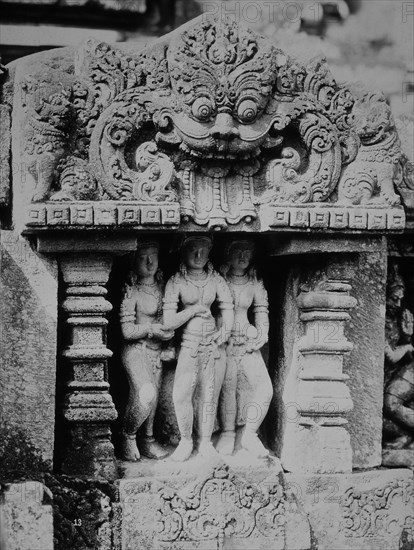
1 14 414 550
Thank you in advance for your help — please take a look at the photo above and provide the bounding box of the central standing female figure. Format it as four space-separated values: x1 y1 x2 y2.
163 236 234 461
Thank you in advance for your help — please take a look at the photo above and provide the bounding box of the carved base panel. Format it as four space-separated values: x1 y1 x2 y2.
118 464 413 550
286 468 414 550
118 458 311 550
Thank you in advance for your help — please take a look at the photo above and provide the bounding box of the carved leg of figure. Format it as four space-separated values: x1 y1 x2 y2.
171 347 197 461
197 346 226 459
121 346 157 460
239 351 272 458
216 354 238 455
141 360 168 460
121 434 140 461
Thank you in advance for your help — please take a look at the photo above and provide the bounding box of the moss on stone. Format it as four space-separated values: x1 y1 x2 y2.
0 424 51 483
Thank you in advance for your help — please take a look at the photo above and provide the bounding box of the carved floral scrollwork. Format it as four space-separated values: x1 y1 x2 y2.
18 14 409 225
155 465 285 549
341 480 414 538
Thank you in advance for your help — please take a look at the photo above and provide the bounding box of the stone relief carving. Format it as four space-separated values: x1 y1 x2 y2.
217 239 273 458
22 85 72 202
338 91 403 206
50 156 98 201
341 479 414 539
156 464 286 549
119 242 173 461
383 262 414 466
162 236 234 461
14 16 409 230
117 237 285 464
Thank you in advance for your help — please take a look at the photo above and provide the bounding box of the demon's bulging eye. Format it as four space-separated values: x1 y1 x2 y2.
237 99 258 123
191 97 214 121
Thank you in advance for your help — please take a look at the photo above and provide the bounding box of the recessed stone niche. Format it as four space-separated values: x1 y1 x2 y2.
1 13 413 550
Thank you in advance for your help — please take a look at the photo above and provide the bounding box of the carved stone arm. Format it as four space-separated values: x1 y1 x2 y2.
212 307 234 347
120 321 151 341
252 308 269 347
385 342 414 364
163 305 208 332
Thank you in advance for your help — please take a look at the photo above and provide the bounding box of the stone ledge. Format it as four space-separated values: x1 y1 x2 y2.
26 201 181 228
261 204 405 231
25 202 406 233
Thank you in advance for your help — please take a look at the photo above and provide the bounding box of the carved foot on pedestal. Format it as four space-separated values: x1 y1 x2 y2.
240 430 269 458
140 437 169 460
171 438 193 462
216 430 236 455
121 434 141 461
198 440 220 460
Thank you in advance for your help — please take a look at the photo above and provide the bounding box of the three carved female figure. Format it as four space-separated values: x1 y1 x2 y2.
119 236 273 462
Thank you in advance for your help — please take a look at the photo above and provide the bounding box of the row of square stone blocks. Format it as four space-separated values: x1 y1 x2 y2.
26 202 405 230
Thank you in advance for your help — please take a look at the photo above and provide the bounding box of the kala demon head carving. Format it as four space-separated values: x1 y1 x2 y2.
164 19 280 160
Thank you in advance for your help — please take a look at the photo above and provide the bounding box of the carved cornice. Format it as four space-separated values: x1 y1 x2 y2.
11 15 411 232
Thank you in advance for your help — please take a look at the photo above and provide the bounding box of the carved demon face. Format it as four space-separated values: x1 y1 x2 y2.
352 92 393 146
165 19 279 160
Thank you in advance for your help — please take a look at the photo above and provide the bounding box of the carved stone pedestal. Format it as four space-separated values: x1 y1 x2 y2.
60 254 118 480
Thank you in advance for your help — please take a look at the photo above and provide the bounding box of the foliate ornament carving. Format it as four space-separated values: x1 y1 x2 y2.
77 19 355 214
156 464 285 549
16 15 407 230
341 480 414 538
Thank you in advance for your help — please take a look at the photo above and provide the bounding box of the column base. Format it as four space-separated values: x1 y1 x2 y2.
282 423 353 474
62 423 117 481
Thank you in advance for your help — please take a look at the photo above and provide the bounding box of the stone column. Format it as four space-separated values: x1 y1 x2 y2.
60 254 117 480
281 279 356 474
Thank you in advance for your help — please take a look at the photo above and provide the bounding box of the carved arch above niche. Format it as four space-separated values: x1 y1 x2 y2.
12 14 410 231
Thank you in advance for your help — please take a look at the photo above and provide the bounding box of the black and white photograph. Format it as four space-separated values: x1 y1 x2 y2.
0 1 413 548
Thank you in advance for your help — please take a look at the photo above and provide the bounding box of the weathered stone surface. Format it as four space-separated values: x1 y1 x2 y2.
45 474 116 550
0 229 57 463
285 468 414 550
275 265 356 474
341 247 388 468
383 449 414 468
0 481 53 550
272 245 388 471
118 459 311 550
0 103 11 205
